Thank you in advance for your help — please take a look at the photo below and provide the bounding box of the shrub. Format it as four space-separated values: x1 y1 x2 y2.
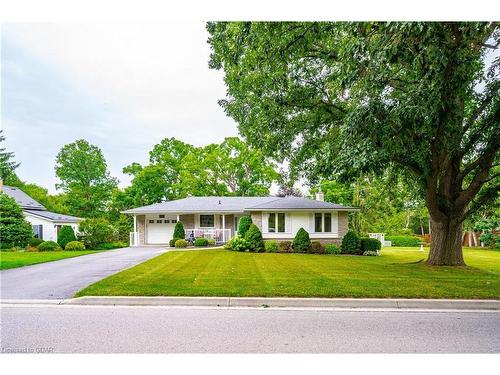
341 231 362 255
244 224 264 252
169 238 177 247
0 192 33 247
278 240 292 253
361 238 382 252
78 218 116 249
38 241 62 251
225 236 251 251
264 240 278 253
325 244 341 255
194 238 209 247
237 216 253 237
207 238 216 246
363 250 379 256
26 246 39 252
94 241 127 250
292 228 311 253
57 225 76 248
28 237 44 247
174 239 188 248
65 241 86 251
309 241 325 254
385 235 420 247
173 221 185 241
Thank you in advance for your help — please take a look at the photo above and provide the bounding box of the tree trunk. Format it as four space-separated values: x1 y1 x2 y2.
427 218 465 266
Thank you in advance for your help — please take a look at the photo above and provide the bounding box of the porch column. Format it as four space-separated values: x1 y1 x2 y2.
222 214 226 242
177 214 180 222
133 215 137 246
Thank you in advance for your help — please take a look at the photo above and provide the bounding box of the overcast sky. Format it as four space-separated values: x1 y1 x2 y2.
1 22 239 193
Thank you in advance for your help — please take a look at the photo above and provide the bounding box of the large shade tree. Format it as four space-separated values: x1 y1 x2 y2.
208 22 500 266
55 139 118 217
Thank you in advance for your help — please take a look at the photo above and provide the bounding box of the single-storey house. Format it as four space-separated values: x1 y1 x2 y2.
123 193 358 246
1 185 82 242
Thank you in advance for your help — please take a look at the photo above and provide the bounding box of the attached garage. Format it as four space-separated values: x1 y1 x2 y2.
145 215 177 244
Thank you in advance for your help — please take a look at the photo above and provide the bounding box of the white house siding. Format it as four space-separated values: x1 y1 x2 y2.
260 211 341 241
24 213 78 242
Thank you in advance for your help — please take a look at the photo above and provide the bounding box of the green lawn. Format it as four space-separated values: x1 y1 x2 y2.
0 251 101 270
76 247 500 299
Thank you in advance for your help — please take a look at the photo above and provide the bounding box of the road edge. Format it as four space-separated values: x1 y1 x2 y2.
2 296 500 310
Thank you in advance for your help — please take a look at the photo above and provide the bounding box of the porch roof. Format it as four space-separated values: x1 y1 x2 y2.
122 196 358 215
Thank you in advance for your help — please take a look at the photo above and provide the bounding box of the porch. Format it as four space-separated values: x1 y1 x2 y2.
129 212 241 247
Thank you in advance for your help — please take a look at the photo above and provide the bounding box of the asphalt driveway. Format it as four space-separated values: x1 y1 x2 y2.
0 246 168 299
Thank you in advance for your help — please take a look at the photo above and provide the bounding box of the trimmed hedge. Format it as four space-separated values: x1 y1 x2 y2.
57 225 76 249
169 238 177 247
264 240 278 253
308 241 325 254
293 228 311 253
341 231 362 255
207 239 216 246
244 224 264 252
385 235 421 247
361 238 382 252
194 238 209 247
174 239 188 248
38 241 62 252
28 237 44 247
325 244 341 255
237 216 253 237
93 241 127 250
278 241 292 253
65 241 86 251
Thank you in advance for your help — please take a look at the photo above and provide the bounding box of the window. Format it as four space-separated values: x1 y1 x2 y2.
156 220 162 223
32 224 43 239
164 220 170 223
314 213 333 233
200 215 215 227
159 214 165 218
315 213 323 232
149 220 154 223
324 213 332 233
268 213 286 233
268 213 276 232
278 213 285 232
172 219 177 223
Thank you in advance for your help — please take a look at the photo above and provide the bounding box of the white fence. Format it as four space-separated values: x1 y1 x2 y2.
185 228 232 243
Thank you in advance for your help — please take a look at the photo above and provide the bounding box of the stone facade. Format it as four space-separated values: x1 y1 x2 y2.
179 214 195 228
338 211 348 238
249 212 262 231
136 214 145 245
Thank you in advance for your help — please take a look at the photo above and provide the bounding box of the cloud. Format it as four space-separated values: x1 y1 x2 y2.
2 22 238 192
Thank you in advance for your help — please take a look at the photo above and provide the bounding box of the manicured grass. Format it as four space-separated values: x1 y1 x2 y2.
76 247 500 299
0 251 101 270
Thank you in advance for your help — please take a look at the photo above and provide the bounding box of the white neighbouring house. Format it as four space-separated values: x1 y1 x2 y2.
1 185 82 242
123 193 359 247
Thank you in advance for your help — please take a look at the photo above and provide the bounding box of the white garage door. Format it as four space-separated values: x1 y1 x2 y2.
147 218 176 244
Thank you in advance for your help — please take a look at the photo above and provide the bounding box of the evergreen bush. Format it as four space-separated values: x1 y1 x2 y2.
237 216 253 237
341 231 362 255
244 224 264 252
57 225 76 249
292 228 310 253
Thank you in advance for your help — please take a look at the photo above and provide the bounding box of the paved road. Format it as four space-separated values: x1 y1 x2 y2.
0 247 167 299
1 305 498 353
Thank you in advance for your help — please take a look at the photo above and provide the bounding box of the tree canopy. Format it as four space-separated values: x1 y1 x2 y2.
121 137 279 207
208 22 500 265
55 139 118 217
0 130 19 180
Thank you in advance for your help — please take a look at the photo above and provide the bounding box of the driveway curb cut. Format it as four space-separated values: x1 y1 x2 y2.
2 296 500 310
